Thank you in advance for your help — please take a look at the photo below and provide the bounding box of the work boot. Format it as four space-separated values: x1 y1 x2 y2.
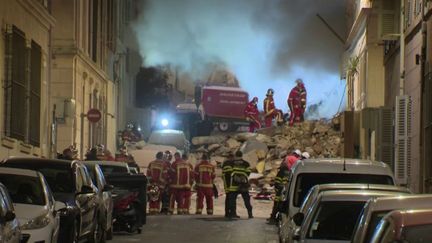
248 211 254 219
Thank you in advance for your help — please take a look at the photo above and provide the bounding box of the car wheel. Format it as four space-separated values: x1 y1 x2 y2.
218 122 230 132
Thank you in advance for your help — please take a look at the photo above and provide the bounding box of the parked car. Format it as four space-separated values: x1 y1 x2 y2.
84 161 130 176
0 158 100 243
0 182 20 243
82 162 114 240
370 209 432 243
351 194 432 243
278 159 395 242
279 183 410 243
0 167 65 243
292 190 408 243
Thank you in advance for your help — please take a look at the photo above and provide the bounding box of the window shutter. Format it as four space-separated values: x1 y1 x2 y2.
376 107 394 167
379 0 399 40
394 96 412 185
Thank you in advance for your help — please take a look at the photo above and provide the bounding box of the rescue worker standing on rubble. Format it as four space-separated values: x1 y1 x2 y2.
147 152 169 214
169 152 194 215
288 79 307 126
160 150 173 214
194 153 216 215
224 151 253 219
264 89 283 127
244 97 261 132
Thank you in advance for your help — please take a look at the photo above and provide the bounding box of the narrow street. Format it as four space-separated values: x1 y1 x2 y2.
113 194 279 243
112 215 278 243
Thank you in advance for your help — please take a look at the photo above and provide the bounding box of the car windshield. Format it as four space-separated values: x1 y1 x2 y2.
307 201 366 240
0 174 46 205
402 224 432 242
364 210 391 242
100 165 128 176
148 131 186 149
293 173 394 207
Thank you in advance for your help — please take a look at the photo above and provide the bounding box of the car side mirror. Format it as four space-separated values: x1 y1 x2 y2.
54 201 66 211
4 211 15 222
103 184 114 192
77 185 94 195
293 212 304 226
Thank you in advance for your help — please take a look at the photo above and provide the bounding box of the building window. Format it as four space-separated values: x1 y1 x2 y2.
3 26 42 146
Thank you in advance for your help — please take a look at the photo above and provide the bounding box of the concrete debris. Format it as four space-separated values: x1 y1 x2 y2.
192 135 226 146
189 120 342 193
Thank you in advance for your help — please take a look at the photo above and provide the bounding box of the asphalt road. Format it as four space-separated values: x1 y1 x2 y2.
112 214 279 243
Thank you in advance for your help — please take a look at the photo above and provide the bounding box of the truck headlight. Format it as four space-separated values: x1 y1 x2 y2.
21 212 50 230
161 119 169 127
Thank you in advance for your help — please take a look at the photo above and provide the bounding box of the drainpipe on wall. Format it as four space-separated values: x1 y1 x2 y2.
419 0 427 193
400 0 405 95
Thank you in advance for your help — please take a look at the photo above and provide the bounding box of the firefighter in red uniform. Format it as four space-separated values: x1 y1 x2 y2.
182 153 193 214
244 97 261 132
169 152 194 214
146 151 169 214
263 89 283 127
194 153 216 215
288 79 307 126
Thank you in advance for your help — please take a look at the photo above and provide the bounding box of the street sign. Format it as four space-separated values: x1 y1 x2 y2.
87 108 102 123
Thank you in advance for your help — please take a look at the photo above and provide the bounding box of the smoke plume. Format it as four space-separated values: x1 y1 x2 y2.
133 0 347 118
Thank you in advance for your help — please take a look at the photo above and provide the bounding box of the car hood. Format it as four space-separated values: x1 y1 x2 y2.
14 203 49 224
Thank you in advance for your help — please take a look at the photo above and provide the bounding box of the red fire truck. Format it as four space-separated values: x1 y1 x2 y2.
176 85 249 133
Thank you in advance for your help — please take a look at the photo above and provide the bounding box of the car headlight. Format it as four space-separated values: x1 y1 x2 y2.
21 212 50 230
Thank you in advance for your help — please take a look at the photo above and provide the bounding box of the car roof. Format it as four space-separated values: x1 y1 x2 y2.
311 183 410 194
366 194 432 211
1 157 77 167
319 190 409 202
83 160 128 167
150 129 185 135
386 209 432 230
291 158 393 176
0 167 40 177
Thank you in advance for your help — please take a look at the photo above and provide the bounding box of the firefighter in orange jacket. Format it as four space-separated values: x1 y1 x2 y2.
169 152 194 214
146 151 169 214
194 153 216 215
288 79 307 126
244 97 261 132
264 89 283 127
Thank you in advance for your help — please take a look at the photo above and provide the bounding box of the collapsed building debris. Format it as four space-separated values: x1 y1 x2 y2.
190 120 343 192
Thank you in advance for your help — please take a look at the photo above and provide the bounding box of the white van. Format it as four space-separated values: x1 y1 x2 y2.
279 159 395 241
352 194 432 243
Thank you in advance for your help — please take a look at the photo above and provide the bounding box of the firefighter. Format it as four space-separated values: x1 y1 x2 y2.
182 153 193 214
59 145 78 160
225 151 253 219
169 152 194 215
160 150 173 214
288 79 307 126
146 152 169 214
244 97 261 132
222 153 237 218
268 156 290 224
263 89 283 127
194 153 216 215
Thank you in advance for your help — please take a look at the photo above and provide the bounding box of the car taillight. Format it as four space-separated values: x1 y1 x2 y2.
114 192 138 210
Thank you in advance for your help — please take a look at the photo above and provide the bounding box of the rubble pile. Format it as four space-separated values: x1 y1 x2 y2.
190 120 343 191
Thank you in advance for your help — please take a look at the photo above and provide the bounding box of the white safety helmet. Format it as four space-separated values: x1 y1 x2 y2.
301 152 310 159
293 149 302 156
